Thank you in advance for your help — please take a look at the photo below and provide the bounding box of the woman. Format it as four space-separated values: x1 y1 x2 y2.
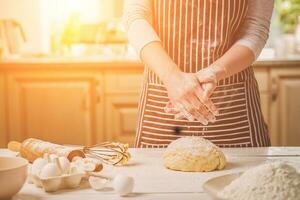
123 0 274 148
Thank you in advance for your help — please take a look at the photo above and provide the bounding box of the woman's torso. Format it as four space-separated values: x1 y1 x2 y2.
135 0 270 148
153 0 248 72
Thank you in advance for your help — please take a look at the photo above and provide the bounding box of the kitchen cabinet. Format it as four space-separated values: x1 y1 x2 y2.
6 71 104 146
269 68 300 146
104 71 143 94
104 71 142 146
253 68 270 125
105 94 140 146
1 59 300 147
0 60 143 147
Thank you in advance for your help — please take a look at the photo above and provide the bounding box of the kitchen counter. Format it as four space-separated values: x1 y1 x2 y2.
1 56 300 70
0 57 142 70
1 147 300 200
254 58 300 67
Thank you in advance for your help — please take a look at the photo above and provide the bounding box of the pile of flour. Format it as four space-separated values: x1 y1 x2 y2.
219 161 300 200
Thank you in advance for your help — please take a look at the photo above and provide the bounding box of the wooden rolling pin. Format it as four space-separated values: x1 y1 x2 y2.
8 138 85 163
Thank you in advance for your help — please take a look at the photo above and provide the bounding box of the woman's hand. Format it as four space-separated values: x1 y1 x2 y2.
164 67 219 123
196 67 218 98
163 68 218 124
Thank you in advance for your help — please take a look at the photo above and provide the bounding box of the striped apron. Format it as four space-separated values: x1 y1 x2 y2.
135 0 271 148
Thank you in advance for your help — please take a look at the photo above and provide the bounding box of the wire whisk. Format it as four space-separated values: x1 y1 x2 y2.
83 142 131 166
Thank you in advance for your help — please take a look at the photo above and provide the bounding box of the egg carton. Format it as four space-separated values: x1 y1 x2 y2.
28 172 86 192
27 154 135 195
27 154 102 192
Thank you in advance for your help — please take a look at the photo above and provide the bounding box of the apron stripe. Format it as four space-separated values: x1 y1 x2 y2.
201 0 207 69
212 0 219 64
172 0 178 62
195 0 201 71
183 0 188 72
189 0 194 72
215 0 225 60
178 0 183 69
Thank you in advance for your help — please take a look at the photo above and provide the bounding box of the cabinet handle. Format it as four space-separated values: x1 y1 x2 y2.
271 77 278 102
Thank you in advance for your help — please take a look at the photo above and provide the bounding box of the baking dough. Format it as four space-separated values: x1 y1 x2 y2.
163 137 226 172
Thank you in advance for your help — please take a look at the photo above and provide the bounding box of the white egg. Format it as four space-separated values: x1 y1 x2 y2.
69 164 81 174
39 163 62 179
43 153 50 162
89 176 109 190
31 158 47 176
54 157 70 174
83 157 98 164
43 153 58 163
113 175 134 196
72 156 84 163
83 162 96 172
83 158 103 172
49 154 58 163
71 160 85 173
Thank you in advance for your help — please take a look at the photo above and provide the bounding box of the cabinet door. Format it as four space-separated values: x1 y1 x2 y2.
270 68 300 146
105 71 143 94
7 71 104 146
254 68 270 125
105 95 140 146
0 73 7 147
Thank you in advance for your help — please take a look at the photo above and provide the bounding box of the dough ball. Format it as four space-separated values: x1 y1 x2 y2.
163 137 226 172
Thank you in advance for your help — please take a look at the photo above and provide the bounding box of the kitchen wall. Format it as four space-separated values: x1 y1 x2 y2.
0 0 124 54
0 0 284 55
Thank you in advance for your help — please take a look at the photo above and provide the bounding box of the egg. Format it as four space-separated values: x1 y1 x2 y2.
49 154 58 162
70 161 85 173
31 157 48 176
39 163 62 179
54 157 70 174
43 153 58 163
72 156 84 163
71 157 101 172
69 164 82 174
89 176 109 190
113 175 134 196
83 162 96 172
83 158 103 172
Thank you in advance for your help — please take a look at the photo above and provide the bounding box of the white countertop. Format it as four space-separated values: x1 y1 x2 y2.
1 147 300 200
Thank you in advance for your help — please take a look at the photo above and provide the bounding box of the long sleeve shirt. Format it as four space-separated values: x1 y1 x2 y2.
123 0 274 59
